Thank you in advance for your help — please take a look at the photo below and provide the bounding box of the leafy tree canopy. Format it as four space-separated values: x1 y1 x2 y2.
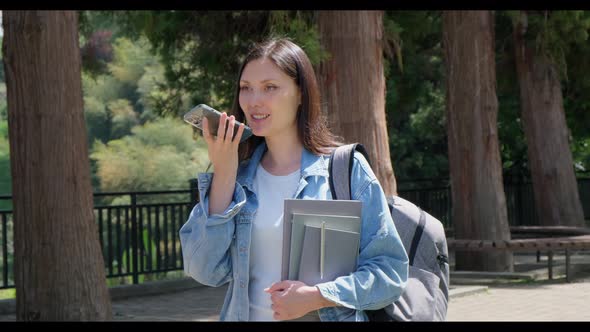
75 10 590 186
80 10 325 115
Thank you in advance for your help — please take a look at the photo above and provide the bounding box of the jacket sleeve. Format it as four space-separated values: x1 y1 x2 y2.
316 152 409 311
179 172 247 287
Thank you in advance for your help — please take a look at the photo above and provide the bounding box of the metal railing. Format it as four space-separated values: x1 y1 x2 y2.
1 185 199 290
397 178 590 230
93 189 197 285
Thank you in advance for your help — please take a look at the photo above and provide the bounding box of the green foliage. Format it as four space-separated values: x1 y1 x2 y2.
135 62 167 123
109 37 158 85
383 15 404 74
13 10 590 193
131 117 197 155
141 228 158 270
268 11 328 65
107 11 327 115
509 11 590 82
82 33 177 131
82 73 126 104
0 101 5 124
0 83 11 200
90 117 209 195
387 10 588 182
385 11 449 181
572 137 590 173
0 37 4 83
561 14 590 174
83 95 110 144
81 73 129 143
108 98 138 139
499 10 590 174
389 80 448 181
497 95 529 175
494 12 531 176
0 124 12 199
113 228 159 284
82 34 165 118
79 11 122 40
538 11 590 80
80 12 208 193
105 11 270 113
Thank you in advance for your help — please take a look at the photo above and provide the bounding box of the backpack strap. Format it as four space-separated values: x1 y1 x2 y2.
329 144 426 267
408 209 426 266
328 143 371 200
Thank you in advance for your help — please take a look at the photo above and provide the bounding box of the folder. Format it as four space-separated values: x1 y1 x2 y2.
282 199 362 286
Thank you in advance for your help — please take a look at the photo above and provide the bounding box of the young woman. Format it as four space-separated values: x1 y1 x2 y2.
179 38 408 322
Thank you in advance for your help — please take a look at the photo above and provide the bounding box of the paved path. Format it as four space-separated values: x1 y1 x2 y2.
448 276 590 321
111 276 590 321
112 284 226 321
2 275 590 321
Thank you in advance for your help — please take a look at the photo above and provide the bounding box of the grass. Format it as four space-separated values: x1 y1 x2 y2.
0 271 188 300
0 288 15 300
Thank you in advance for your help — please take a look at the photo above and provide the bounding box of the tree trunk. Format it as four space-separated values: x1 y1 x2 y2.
317 10 397 196
443 11 513 272
513 12 585 227
2 11 112 320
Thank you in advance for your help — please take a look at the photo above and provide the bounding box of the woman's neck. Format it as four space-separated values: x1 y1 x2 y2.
262 137 303 176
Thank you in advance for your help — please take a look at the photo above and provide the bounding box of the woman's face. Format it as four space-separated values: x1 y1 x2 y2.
238 57 301 139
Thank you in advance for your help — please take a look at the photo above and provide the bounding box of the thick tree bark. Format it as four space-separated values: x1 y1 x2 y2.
2 11 112 320
443 11 513 271
513 12 585 227
317 11 397 196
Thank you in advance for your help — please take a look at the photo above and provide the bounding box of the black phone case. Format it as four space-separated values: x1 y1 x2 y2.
184 104 253 143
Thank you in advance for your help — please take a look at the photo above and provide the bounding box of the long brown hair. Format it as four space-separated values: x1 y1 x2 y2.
230 38 341 161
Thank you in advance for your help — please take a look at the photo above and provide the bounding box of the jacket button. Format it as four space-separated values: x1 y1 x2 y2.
240 281 245 288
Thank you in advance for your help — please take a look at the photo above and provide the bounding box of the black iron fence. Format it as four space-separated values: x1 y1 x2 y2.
0 184 199 290
1 178 589 290
398 177 590 230
92 188 198 286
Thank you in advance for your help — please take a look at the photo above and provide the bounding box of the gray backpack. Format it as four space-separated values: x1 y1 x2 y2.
328 143 450 321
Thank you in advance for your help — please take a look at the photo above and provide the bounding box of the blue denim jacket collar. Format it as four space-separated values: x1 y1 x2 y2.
236 141 329 194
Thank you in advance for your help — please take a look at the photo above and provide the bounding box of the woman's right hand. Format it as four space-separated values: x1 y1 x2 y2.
202 113 246 215
202 113 245 175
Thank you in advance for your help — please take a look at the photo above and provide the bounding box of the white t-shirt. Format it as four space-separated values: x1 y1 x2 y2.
248 164 300 321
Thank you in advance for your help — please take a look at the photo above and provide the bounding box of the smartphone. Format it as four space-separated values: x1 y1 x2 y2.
183 104 253 143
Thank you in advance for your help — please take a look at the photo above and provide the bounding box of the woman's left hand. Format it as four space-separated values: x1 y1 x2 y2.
264 280 331 321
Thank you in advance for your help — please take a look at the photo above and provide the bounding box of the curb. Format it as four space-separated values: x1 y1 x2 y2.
0 277 204 315
449 285 488 299
450 263 590 285
450 271 537 285
109 277 203 301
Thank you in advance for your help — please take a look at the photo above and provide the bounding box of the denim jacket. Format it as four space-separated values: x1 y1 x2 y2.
179 142 408 321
